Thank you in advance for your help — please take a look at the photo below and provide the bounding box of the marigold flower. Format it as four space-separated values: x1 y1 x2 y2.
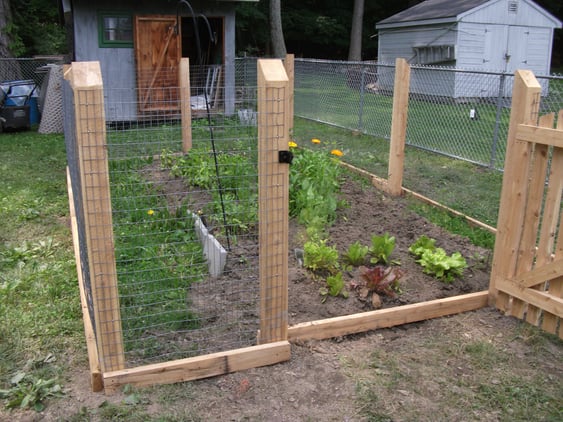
288 141 298 148
311 138 321 144
330 149 344 157
147 209 155 216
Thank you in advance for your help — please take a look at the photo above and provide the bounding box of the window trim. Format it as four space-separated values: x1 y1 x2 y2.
98 11 134 48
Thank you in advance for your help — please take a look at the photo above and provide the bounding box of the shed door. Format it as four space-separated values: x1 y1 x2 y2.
134 15 181 114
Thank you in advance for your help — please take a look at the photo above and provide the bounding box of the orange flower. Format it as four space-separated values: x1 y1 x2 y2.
288 141 298 148
330 149 344 157
311 138 321 144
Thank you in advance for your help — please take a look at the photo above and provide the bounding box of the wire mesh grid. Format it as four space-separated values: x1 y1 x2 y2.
63 62 288 368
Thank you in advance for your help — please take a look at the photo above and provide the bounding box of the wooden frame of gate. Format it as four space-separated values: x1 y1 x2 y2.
489 69 563 339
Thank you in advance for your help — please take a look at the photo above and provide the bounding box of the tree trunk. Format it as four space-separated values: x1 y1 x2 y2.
269 0 286 58
348 0 364 61
0 0 13 58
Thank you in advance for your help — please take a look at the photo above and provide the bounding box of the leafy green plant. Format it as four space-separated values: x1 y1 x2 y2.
409 236 467 283
408 235 436 257
0 372 63 412
303 239 339 274
342 240 369 267
289 147 343 233
319 272 349 301
417 248 467 283
356 265 404 298
368 233 396 265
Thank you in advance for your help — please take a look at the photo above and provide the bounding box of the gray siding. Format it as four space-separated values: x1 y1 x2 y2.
71 0 237 121
460 0 560 27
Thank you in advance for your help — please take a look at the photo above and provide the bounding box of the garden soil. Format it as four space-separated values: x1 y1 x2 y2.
7 171 561 421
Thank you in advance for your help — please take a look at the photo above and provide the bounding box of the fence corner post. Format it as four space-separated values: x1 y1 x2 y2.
67 61 125 376
257 59 290 344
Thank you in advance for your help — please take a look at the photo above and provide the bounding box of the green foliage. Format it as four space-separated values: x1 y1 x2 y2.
289 147 343 233
342 240 369 267
409 235 468 282
417 248 467 283
9 0 67 56
407 235 436 257
368 233 396 265
0 372 63 412
303 239 339 274
160 139 258 235
320 272 349 301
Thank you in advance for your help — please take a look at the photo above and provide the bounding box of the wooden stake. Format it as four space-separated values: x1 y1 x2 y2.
387 58 410 196
180 58 192 153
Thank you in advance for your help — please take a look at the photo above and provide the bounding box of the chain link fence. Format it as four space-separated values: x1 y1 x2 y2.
236 57 562 227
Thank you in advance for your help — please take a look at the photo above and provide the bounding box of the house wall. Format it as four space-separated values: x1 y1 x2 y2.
71 0 237 121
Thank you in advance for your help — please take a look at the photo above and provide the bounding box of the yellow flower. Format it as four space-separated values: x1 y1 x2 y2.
311 138 321 144
330 149 344 157
147 209 155 216
288 141 298 148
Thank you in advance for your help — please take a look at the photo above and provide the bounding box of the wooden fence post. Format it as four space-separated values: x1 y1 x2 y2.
180 58 192 153
489 70 541 310
257 59 290 344
68 61 125 373
387 58 410 196
284 54 295 139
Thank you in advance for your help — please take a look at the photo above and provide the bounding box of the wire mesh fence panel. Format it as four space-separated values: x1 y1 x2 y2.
64 64 263 368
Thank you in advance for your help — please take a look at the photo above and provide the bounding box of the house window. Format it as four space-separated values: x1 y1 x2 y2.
98 12 133 47
413 45 455 65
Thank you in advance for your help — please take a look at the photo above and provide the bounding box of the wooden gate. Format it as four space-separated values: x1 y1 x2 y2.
489 69 563 338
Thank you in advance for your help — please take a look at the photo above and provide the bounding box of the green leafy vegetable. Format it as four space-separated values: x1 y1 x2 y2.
417 248 467 283
368 233 396 265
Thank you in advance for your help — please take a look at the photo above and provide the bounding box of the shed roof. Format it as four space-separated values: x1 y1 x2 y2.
378 0 488 25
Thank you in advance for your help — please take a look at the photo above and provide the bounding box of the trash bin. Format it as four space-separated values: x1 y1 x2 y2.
0 80 37 131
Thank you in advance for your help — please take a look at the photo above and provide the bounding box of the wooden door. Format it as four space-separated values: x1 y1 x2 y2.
134 15 181 114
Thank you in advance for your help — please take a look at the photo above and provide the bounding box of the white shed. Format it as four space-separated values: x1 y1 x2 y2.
375 0 561 97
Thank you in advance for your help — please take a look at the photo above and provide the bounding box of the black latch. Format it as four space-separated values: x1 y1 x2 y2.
278 150 293 164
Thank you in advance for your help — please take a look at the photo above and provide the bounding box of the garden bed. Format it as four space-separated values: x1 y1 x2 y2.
147 160 491 332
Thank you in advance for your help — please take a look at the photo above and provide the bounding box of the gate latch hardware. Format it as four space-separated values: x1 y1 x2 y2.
278 150 293 164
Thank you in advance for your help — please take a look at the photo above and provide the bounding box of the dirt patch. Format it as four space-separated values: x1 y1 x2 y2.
288 176 491 324
148 161 491 328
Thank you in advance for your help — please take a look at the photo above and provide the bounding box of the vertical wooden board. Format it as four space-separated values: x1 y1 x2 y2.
521 114 555 324
71 62 125 372
387 58 410 196
134 15 181 112
180 58 192 152
67 168 103 392
257 59 289 344
542 110 563 335
489 70 541 312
